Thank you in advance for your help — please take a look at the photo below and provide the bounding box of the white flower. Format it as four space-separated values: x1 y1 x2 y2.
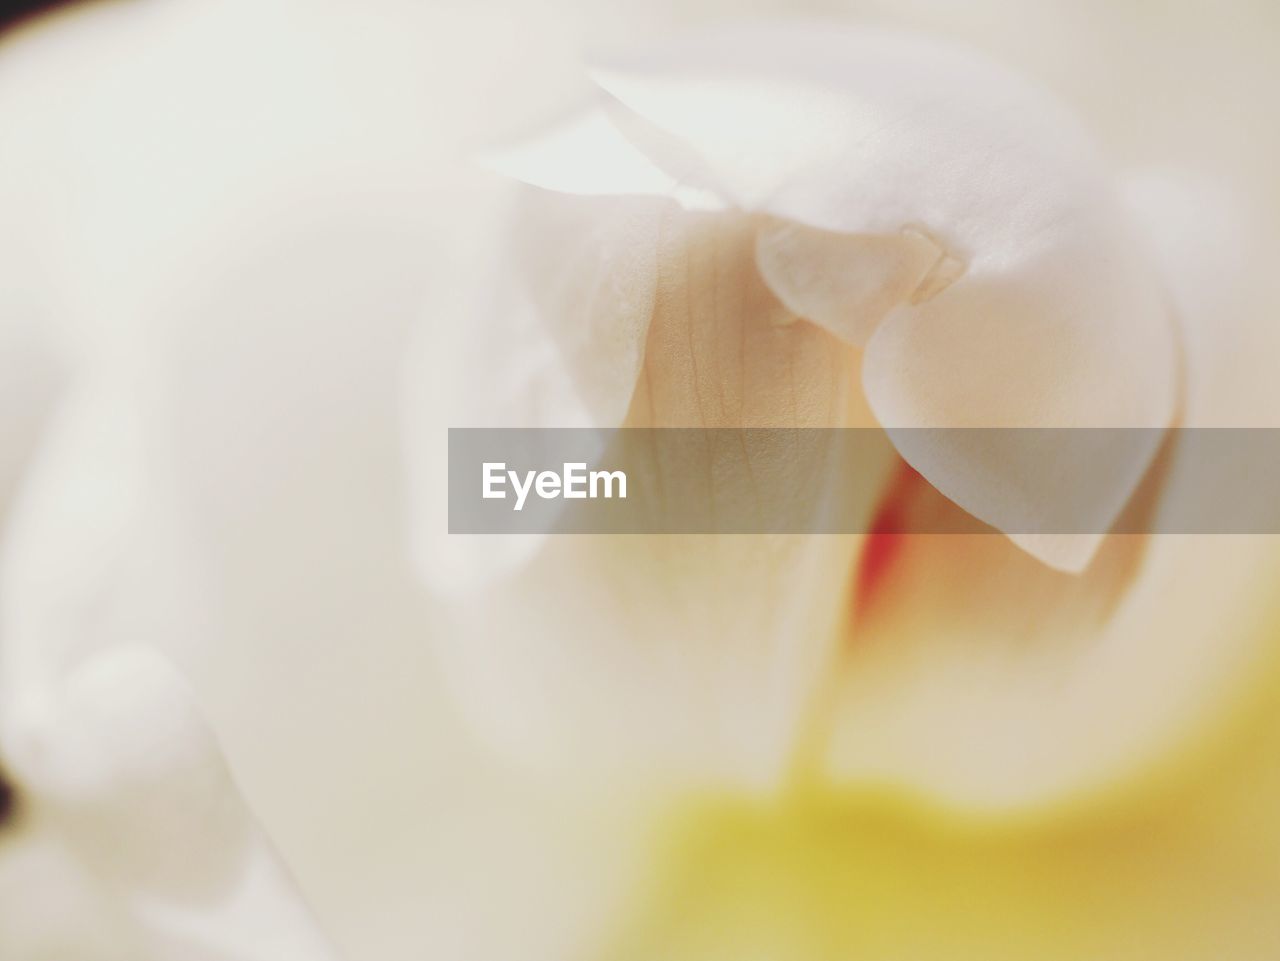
469 23 1180 572
1 3 1278 961
411 21 1273 815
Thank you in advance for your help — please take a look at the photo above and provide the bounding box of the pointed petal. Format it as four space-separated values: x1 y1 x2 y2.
586 24 1179 569
483 105 724 210
819 459 1280 811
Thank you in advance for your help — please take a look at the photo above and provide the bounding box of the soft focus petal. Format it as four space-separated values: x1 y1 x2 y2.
0 813 143 959
583 23 1178 570
604 654 1280 960
0 254 65 517
1122 169 1280 426
0 4 511 957
427 211 894 790
0 372 207 710
825 487 1280 809
753 221 947 347
411 188 666 590
820 173 1279 810
3 647 339 960
484 105 725 210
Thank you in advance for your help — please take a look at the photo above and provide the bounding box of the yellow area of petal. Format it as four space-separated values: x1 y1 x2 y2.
602 634 1280 961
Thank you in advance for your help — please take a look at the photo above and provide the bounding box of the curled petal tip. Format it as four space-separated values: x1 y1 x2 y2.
1008 532 1103 575
480 105 723 210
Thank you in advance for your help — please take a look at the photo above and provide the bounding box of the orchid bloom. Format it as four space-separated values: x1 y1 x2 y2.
2 3 1280 961
416 21 1276 811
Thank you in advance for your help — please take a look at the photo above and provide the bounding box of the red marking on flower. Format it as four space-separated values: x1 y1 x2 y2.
853 463 922 615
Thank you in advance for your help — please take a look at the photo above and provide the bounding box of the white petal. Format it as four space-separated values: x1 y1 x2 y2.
754 221 946 346
0 277 66 519
0 372 208 708
0 814 143 960
823 474 1280 812
1123 169 1276 425
425 213 894 791
860 202 1176 572
411 188 667 592
3 647 340 961
587 24 1179 570
823 169 1279 810
483 105 724 210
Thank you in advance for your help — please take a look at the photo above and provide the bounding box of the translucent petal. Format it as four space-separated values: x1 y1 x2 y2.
824 471 1280 810
2 647 339 960
426 214 892 790
754 221 947 347
587 23 1179 570
820 172 1278 809
412 188 667 592
483 105 724 210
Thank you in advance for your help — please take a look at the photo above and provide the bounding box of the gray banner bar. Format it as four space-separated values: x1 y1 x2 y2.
448 428 1280 535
